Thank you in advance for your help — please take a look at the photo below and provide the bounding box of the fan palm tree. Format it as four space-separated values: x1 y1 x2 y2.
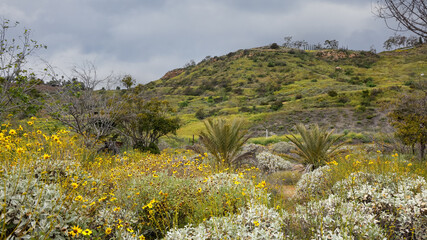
199 118 250 168
285 124 346 169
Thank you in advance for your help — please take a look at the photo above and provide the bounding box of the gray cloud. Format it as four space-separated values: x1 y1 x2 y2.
0 0 397 84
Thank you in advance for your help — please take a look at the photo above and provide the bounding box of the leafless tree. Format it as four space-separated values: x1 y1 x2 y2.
283 36 293 48
374 0 427 39
45 62 121 148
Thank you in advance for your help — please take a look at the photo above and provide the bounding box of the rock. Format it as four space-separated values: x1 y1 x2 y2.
290 164 305 173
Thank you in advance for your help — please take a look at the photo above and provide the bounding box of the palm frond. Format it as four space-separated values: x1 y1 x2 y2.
284 124 346 168
199 118 249 168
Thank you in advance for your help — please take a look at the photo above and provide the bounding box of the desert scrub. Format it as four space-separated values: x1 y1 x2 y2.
165 201 284 240
294 165 333 200
118 171 267 239
249 135 287 146
284 194 386 239
333 172 427 239
0 169 79 239
271 141 294 154
256 151 293 173
266 170 302 185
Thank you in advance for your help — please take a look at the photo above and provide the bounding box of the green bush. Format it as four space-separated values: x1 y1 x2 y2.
327 90 338 97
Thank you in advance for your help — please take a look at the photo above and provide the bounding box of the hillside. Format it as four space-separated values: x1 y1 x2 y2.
138 44 427 138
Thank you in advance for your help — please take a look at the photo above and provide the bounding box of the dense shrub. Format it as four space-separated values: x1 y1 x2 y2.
327 90 338 97
270 43 280 49
165 202 284 239
256 151 293 173
285 194 386 239
270 100 283 111
294 165 333 200
334 172 427 239
271 141 294 154
0 169 79 239
195 108 206 120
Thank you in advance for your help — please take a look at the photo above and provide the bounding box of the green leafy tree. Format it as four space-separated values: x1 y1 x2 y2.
284 124 346 169
121 74 136 89
388 93 427 159
0 18 46 120
116 95 180 153
199 118 249 168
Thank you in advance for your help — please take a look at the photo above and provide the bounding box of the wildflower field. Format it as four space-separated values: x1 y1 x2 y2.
1 119 427 239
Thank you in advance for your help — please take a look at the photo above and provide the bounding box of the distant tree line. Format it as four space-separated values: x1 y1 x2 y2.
280 36 347 51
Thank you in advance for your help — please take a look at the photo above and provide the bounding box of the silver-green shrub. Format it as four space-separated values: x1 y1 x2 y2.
0 169 79 239
271 141 294 154
333 172 427 239
165 202 284 239
256 151 293 173
294 165 332 199
284 194 386 239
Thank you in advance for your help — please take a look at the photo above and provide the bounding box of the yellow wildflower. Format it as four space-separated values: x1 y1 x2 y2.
82 229 92 236
253 220 260 226
105 227 112 235
70 226 82 237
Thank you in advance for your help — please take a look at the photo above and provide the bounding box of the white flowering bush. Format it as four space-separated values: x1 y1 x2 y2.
283 194 386 239
256 151 293 173
165 202 284 239
333 172 427 239
0 169 79 239
294 165 333 200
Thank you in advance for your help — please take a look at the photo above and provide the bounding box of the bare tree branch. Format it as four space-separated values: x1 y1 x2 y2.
374 0 427 39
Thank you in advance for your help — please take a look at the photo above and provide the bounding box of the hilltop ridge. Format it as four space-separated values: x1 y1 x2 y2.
137 44 427 138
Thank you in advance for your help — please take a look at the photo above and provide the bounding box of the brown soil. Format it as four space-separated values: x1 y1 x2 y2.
279 185 296 198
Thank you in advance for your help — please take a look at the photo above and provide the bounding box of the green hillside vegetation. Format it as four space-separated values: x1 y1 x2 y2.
138 44 427 140
2 17 427 239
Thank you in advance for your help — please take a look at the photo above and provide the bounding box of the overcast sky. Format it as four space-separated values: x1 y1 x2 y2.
1 0 396 85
